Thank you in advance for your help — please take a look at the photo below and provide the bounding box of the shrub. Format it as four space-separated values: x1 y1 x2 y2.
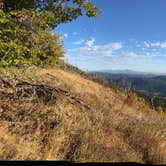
0 9 64 67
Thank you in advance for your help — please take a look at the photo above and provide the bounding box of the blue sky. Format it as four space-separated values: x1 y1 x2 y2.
54 0 166 73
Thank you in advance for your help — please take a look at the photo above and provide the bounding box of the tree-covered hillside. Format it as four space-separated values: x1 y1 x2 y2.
91 71 166 112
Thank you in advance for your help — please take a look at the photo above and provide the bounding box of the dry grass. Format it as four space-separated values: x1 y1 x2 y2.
0 67 166 163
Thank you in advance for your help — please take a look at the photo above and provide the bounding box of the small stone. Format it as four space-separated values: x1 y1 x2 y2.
5 88 14 94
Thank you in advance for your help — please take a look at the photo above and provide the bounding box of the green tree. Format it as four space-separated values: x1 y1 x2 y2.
0 9 64 66
0 0 100 67
2 0 100 27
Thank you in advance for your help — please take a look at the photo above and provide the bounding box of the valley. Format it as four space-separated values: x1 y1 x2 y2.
90 71 166 111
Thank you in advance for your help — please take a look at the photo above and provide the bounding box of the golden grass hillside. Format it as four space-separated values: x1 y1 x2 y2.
0 67 166 163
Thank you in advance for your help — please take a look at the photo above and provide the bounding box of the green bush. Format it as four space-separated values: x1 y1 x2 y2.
0 9 64 67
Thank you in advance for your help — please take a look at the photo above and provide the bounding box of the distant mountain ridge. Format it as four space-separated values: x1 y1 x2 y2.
90 70 166 112
90 70 166 97
90 69 166 76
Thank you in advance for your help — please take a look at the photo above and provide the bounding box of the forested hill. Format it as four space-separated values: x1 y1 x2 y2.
90 72 166 97
90 71 166 112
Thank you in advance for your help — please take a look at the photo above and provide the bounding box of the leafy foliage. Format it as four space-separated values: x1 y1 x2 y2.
0 9 64 67
0 0 100 67
2 0 100 28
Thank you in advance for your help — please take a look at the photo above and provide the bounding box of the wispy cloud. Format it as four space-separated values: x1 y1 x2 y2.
73 39 85 45
121 52 138 58
64 33 68 38
144 41 166 48
144 41 150 48
73 32 78 35
68 39 166 65
72 37 96 46
85 38 96 47
69 42 123 57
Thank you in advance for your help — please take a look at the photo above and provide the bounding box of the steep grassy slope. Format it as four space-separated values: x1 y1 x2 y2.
0 67 166 163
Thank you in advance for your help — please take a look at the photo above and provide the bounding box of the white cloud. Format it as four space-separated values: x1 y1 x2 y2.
144 41 150 48
121 51 166 59
109 42 123 50
73 40 85 45
67 48 77 52
73 32 78 35
68 38 166 60
122 52 138 58
139 51 166 57
144 41 166 48
158 42 166 48
64 33 68 38
72 42 123 57
85 38 96 47
145 52 151 56
72 37 96 46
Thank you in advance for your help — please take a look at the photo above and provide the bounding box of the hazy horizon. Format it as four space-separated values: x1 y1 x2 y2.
86 68 166 75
